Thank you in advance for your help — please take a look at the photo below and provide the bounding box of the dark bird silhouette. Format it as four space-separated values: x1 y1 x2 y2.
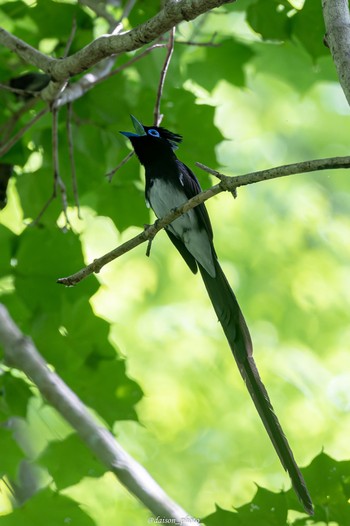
120 115 313 515
9 72 50 100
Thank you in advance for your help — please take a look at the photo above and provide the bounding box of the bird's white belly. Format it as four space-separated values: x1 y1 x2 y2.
149 179 215 277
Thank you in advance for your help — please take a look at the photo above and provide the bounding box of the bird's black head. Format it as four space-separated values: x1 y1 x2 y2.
120 115 182 166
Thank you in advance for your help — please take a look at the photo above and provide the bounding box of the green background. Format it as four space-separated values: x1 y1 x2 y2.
1 0 350 524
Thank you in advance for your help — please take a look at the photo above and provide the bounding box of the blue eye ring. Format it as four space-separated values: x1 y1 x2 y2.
148 128 160 137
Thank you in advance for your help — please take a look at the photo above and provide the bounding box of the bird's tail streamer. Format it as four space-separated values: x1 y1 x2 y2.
199 258 313 515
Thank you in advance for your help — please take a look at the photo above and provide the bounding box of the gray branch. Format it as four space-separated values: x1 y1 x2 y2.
57 154 350 286
0 0 234 84
0 27 54 71
322 0 350 105
0 304 194 523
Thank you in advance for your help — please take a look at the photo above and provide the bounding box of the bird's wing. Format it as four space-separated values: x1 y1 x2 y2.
165 229 198 274
176 160 214 243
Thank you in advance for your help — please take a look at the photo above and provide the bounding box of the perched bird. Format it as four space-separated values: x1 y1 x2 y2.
120 115 313 515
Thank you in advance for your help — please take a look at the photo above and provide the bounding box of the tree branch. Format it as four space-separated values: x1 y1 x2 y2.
0 27 54 72
56 42 167 109
196 155 350 186
0 0 234 84
0 303 195 523
57 155 350 286
322 0 350 105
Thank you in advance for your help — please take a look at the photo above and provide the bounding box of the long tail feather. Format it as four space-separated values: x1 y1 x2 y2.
199 258 314 515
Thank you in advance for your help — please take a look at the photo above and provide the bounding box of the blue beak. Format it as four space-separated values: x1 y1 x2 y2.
120 115 146 137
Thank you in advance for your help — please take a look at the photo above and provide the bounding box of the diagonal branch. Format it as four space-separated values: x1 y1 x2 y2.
0 0 234 84
0 27 54 72
56 42 167 108
0 107 49 158
0 303 194 523
0 97 38 145
57 154 350 286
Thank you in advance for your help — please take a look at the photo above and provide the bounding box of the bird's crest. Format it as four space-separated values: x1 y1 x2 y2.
156 127 182 150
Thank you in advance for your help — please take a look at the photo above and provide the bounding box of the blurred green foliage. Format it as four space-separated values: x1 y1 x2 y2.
1 0 350 524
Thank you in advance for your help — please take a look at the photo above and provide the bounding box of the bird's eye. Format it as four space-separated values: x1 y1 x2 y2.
147 129 160 137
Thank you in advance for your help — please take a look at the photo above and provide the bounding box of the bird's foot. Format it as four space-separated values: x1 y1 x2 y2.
144 219 161 257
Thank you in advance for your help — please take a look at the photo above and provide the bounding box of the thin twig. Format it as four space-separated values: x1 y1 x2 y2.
1 1 234 83
106 151 134 181
195 156 350 187
174 39 220 47
29 109 71 228
1 43 166 190
0 97 38 144
52 108 70 229
66 103 81 218
1 43 167 157
29 111 61 226
0 107 49 157
57 154 350 286
28 193 56 227
113 0 137 33
174 32 218 47
52 108 60 195
0 83 41 97
78 0 117 29
56 175 71 229
105 41 170 182
119 0 137 22
153 27 175 126
202 163 237 198
64 16 77 58
54 43 167 109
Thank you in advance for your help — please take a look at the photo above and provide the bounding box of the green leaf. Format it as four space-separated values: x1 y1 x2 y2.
204 486 289 525
286 452 350 524
17 168 61 224
292 0 328 60
95 181 149 232
247 0 292 41
0 487 96 526
128 3 160 27
186 39 254 91
0 142 27 166
0 371 32 419
0 225 15 276
62 351 143 425
203 504 239 526
39 434 105 490
0 426 24 478
14 227 97 312
251 40 335 93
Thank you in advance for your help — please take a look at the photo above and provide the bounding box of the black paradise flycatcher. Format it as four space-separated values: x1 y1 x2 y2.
120 115 313 515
